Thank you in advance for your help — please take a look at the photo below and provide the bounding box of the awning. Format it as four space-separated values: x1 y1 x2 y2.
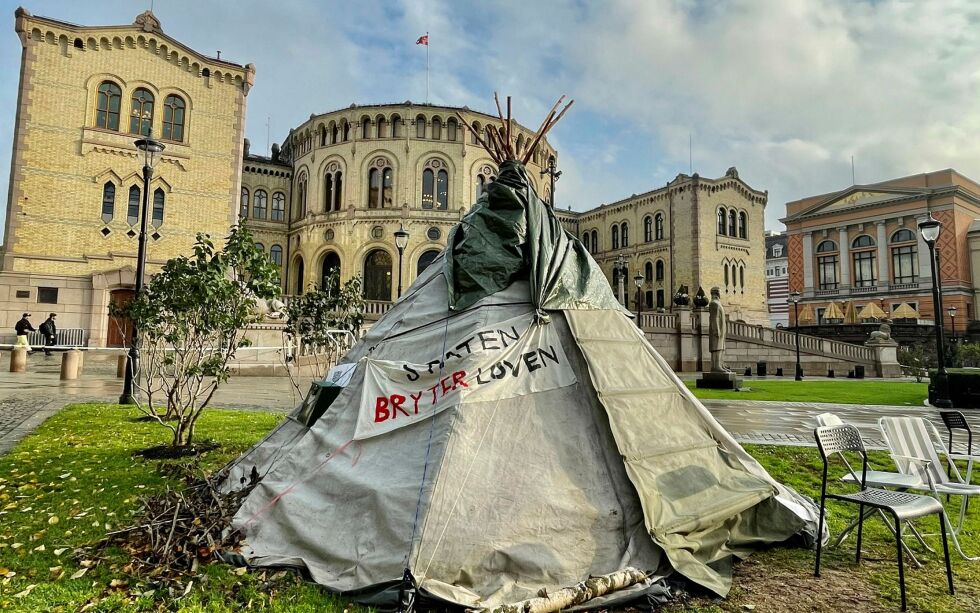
843 300 859 324
890 303 920 319
859 302 888 320
798 304 815 322
823 302 845 320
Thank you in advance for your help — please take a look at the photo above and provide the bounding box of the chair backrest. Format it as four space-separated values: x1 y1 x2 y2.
815 424 868 488
940 410 973 454
879 416 948 488
816 412 844 427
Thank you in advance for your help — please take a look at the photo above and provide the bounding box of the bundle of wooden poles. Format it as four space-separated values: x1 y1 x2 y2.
454 93 574 165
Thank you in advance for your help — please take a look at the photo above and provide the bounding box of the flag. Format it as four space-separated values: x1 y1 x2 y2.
416 34 429 46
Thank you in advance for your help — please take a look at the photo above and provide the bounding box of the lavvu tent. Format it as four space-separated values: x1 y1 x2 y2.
220 97 820 609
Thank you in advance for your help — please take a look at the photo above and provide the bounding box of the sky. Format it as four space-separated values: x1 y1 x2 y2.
2 0 979 242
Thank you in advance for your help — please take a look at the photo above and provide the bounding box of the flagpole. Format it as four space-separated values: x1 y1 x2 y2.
425 31 429 103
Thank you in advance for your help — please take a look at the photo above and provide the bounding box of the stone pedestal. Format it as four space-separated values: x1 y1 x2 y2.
9 347 26 373
116 354 127 378
696 371 743 390
60 349 81 380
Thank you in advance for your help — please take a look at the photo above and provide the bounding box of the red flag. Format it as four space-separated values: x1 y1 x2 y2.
416 34 429 46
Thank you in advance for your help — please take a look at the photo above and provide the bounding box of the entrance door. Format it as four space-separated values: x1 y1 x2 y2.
107 289 134 347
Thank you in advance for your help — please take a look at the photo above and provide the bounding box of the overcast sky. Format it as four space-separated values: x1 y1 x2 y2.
2 0 979 242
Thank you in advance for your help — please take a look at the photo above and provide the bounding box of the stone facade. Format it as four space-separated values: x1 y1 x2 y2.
782 169 980 335
765 231 789 327
557 168 770 325
0 8 253 346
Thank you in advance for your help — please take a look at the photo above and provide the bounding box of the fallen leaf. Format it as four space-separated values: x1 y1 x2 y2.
53 548 67 556
48 516 59 525
70 568 88 580
234 567 247 576
12 584 36 598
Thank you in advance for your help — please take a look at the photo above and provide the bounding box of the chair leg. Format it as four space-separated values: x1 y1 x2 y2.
855 503 865 563
895 515 907 611
815 498 827 577
939 511 955 596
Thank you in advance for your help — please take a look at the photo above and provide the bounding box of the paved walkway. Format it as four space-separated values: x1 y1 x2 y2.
2 352 978 455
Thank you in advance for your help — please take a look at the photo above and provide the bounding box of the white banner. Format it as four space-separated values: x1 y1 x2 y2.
354 314 576 440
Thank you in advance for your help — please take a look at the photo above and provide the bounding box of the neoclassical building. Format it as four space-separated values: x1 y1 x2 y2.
239 104 556 307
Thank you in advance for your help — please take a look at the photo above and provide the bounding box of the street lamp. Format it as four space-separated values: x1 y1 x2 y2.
119 133 165 405
540 156 562 208
789 291 803 381
948 305 957 344
919 215 952 408
633 273 643 327
615 254 626 306
394 224 409 299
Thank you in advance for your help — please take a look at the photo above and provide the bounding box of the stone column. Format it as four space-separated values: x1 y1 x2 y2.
676 306 698 372
802 232 814 293
916 215 932 285
839 227 850 288
876 221 889 288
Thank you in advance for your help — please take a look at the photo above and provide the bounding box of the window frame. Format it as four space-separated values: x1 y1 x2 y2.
96 81 121 131
129 88 155 136
161 94 186 142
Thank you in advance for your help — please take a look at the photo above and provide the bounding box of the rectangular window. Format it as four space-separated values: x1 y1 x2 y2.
37 287 58 304
853 251 877 287
15 290 30 299
892 246 917 284
817 255 838 290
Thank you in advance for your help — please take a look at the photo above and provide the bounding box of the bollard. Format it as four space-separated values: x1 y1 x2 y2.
10 347 27 373
60 349 81 380
76 349 84 374
116 354 127 378
776 367 784 377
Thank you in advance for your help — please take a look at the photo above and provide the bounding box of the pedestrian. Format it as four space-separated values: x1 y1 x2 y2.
14 312 34 353
40 312 58 356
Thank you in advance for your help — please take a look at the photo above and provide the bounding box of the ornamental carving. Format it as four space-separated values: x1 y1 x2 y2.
371 156 391 168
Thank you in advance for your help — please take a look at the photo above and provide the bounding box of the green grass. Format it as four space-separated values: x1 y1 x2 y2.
0 403 976 612
687 378 929 406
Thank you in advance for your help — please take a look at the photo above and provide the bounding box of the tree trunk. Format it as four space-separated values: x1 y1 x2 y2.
486 568 648 613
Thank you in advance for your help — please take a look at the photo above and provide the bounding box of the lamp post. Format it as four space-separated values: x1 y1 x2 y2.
394 224 409 299
789 291 803 381
919 215 952 408
634 273 643 327
119 133 165 405
948 305 957 344
615 254 626 306
540 156 562 208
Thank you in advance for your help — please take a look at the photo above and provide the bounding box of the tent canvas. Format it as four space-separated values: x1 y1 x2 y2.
221 125 818 609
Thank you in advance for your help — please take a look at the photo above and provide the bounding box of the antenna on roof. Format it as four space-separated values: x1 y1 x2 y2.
851 155 856 185
216 50 221 60
266 116 271 157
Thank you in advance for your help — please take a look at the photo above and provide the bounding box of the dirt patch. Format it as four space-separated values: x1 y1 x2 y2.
136 440 220 459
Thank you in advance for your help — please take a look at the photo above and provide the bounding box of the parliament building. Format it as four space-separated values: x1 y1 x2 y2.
0 8 769 347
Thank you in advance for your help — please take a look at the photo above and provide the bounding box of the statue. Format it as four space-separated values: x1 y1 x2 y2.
867 323 894 344
708 287 730 373
250 296 286 320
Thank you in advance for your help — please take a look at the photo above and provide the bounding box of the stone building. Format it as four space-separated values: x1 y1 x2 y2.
556 168 770 325
238 104 556 308
765 231 789 327
782 169 980 336
0 8 253 346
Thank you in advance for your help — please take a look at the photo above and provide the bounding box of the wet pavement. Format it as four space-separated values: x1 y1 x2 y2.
1 351 977 455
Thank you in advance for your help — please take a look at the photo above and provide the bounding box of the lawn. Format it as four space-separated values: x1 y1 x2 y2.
0 403 976 612
687 378 929 406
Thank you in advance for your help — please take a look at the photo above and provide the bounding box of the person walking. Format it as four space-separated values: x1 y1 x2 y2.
14 312 35 353
39 312 58 356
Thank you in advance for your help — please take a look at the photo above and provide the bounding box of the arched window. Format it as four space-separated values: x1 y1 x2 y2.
418 249 440 275
416 115 426 138
591 230 598 253
255 243 264 254
162 95 185 141
816 241 839 290
477 165 496 199
296 172 308 219
422 169 435 209
432 117 442 140
324 172 343 212
516 134 525 157
252 189 267 219
390 115 402 138
644 261 653 282
728 210 737 236
655 213 664 240
101 182 115 223
321 252 341 290
724 263 729 286
891 229 917 284
471 121 481 144
272 192 286 221
367 162 394 209
718 208 727 235
377 115 388 138
643 216 653 242
476 174 486 199
323 174 333 212
581 231 590 252
127 185 140 225
129 88 154 136
447 118 458 141
731 263 738 287
239 188 248 219
342 120 351 141
738 211 747 239
363 249 392 301
655 259 665 282
331 122 340 144
740 264 745 289
611 225 619 250
852 235 877 287
436 169 448 209
96 81 121 130
294 257 305 295
152 188 164 227
269 244 283 267
360 116 371 139
620 222 629 248
319 126 327 147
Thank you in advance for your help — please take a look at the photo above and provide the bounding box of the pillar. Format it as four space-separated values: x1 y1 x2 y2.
60 349 81 380
802 232 814 292
839 227 850 288
9 348 26 373
876 221 889 289
676 306 698 372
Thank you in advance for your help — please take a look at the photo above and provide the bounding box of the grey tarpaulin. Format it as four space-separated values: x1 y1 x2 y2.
223 161 820 608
